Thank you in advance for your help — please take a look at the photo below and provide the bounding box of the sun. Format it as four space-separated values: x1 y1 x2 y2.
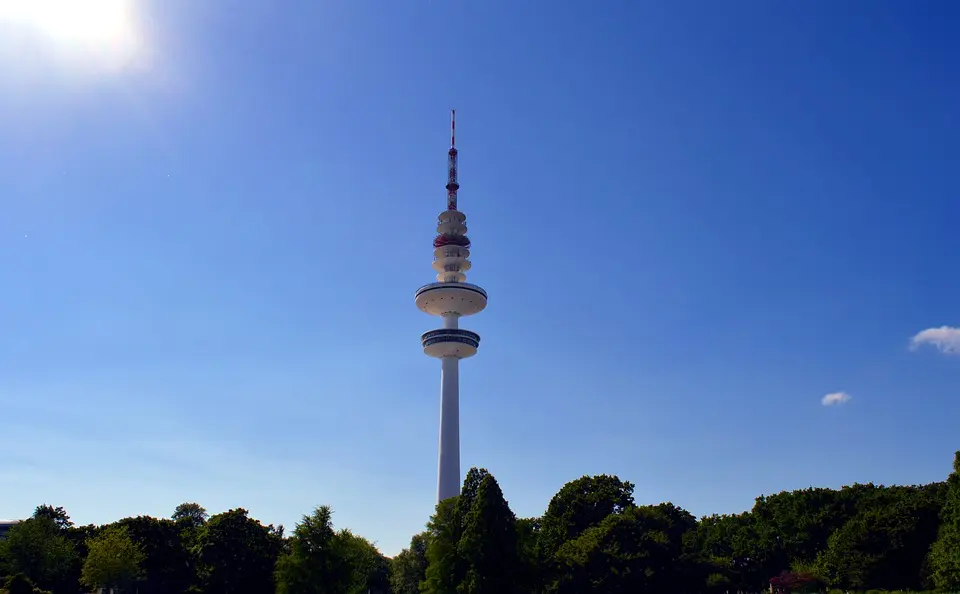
0 0 142 69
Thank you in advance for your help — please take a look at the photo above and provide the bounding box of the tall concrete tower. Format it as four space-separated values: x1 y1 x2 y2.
415 110 488 504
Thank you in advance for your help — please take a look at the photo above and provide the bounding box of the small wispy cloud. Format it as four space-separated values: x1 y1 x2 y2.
822 392 852 407
910 326 960 355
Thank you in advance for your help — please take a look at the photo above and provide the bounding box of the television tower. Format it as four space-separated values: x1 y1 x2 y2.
415 110 488 503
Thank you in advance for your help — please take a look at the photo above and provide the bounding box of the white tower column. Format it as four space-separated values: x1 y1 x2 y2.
437 356 461 502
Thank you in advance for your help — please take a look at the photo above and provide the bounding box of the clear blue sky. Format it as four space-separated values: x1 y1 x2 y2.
1 0 958 556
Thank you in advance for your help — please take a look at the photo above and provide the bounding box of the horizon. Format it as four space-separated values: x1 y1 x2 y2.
1 0 959 556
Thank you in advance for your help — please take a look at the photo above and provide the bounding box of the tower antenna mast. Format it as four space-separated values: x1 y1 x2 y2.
446 109 459 211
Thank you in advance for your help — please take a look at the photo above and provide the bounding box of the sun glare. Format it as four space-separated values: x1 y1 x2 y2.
0 0 143 71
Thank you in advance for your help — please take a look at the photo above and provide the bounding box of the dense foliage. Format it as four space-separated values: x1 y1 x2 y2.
3 451 960 593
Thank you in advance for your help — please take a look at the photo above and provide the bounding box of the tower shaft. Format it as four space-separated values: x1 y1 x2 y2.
437 356 461 502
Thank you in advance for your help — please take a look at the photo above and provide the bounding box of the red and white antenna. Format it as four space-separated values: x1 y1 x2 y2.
446 109 459 210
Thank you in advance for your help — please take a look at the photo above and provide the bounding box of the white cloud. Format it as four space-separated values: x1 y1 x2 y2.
910 326 960 355
821 392 852 406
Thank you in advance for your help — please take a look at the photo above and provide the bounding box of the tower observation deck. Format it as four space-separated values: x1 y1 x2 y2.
415 110 488 504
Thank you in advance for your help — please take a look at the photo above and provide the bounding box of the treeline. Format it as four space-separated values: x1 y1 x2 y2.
3 451 960 594
392 451 960 594
0 504 389 594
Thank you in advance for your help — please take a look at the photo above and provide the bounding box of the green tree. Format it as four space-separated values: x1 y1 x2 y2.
31 506 72 532
275 505 350 594
422 498 462 594
335 530 390 594
552 507 647 594
23 505 83 593
552 504 692 594
80 525 145 593
929 450 960 591
750 487 848 566
537 474 635 592
58 524 99 594
538 475 635 559
453 469 491 529
0 517 76 591
114 516 196 594
194 508 282 594
172 503 209 527
690 512 768 591
457 474 520 594
422 468 493 594
704 571 733 594
2 573 50 594
816 485 943 590
516 518 543 594
389 533 429 594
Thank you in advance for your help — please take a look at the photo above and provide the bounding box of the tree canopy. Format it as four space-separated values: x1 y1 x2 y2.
928 450 960 590
194 508 283 594
2 452 959 594
0 515 76 592
172 503 209 528
80 525 145 593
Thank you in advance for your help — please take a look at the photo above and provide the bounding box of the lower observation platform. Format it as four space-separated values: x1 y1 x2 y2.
415 282 487 317
421 328 481 359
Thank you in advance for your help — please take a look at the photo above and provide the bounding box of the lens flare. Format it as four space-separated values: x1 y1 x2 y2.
0 0 144 71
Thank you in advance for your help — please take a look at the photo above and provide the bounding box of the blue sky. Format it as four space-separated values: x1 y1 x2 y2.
1 0 958 555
